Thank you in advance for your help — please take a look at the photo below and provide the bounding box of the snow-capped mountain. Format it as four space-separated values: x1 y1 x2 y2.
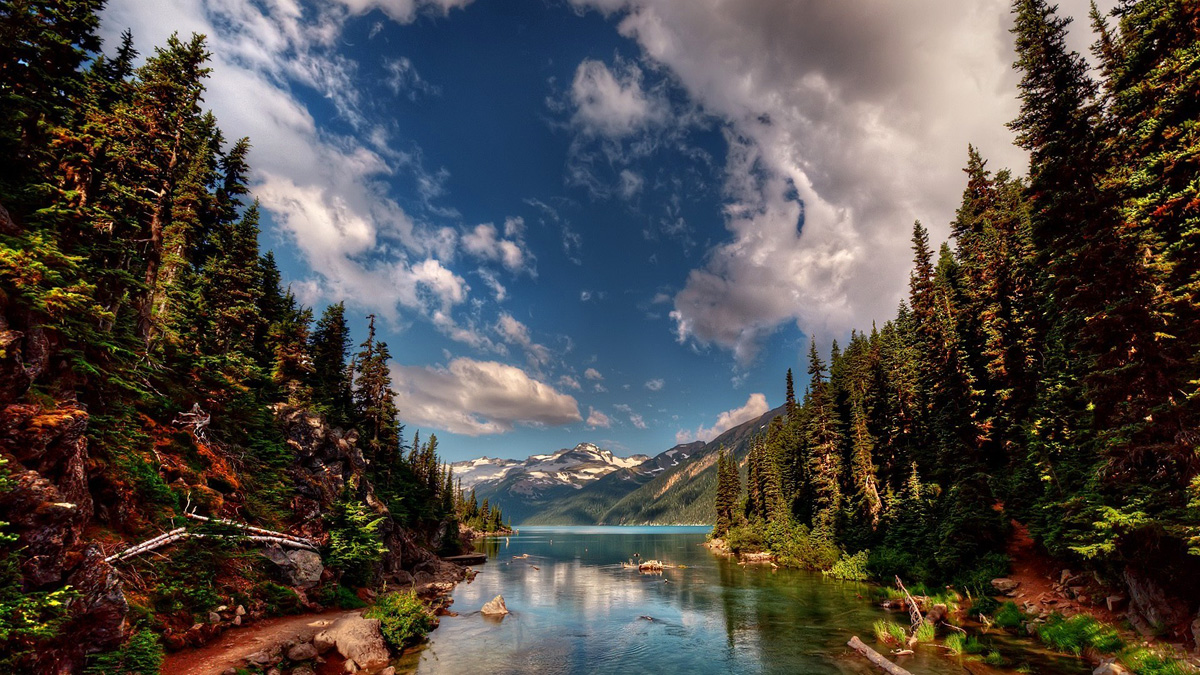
453 443 650 522
447 456 523 490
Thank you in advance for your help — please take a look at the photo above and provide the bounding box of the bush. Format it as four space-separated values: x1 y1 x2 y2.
365 592 433 651
326 488 387 587
84 628 163 675
994 601 1027 629
826 550 870 581
1036 613 1123 655
952 553 1010 596
914 621 936 643
317 584 367 610
971 594 999 618
256 582 302 615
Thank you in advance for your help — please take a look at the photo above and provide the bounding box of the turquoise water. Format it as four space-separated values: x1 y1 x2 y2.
401 526 1089 674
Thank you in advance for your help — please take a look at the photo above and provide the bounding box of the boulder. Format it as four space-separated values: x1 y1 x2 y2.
262 544 324 589
481 595 509 616
286 642 318 661
1093 658 1131 675
991 578 1020 593
291 668 316 675
313 615 390 670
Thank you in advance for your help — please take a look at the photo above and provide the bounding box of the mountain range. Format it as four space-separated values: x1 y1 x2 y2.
452 405 785 525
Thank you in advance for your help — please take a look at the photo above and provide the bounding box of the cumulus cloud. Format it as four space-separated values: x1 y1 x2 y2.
644 378 664 391
98 0 483 342
570 0 1109 361
390 357 582 436
462 218 533 273
586 407 612 428
614 403 647 429
495 312 552 367
584 367 604 380
333 0 474 24
676 393 770 443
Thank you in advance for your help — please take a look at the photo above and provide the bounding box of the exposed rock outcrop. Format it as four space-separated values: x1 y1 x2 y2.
262 543 323 588
313 614 391 671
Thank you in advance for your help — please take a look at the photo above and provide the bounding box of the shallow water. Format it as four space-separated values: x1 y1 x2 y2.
400 526 1089 674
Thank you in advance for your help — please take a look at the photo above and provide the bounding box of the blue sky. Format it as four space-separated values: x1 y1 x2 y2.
99 0 1109 462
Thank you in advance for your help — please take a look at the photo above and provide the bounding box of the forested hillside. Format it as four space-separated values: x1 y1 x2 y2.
709 0 1200 642
0 3 464 672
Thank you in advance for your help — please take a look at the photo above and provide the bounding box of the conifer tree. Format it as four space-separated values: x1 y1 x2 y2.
310 302 354 428
353 314 401 465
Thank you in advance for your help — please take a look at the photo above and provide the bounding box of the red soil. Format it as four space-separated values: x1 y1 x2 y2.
160 609 360 675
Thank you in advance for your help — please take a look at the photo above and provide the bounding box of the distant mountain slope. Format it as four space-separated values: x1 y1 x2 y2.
522 441 705 525
461 443 650 524
522 406 785 525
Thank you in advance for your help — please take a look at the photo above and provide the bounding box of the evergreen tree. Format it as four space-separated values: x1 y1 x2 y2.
310 302 354 428
353 314 400 465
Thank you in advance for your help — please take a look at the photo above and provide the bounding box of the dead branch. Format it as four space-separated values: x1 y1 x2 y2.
894 576 924 630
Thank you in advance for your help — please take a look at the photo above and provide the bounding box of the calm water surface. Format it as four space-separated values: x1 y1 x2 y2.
399 526 1088 674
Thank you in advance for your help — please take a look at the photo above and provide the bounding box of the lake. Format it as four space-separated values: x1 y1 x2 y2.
398 526 1089 674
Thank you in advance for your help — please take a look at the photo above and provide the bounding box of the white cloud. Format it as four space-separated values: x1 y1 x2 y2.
97 0 482 339
629 413 647 429
593 383 608 393
495 313 552 366
333 0 474 24
644 378 664 391
586 407 612 428
476 268 507 301
558 375 582 390
580 290 592 302
384 56 440 99
584 367 604 380
618 169 644 199
676 393 770 443
568 0 1114 361
462 220 533 273
570 57 666 138
390 357 582 436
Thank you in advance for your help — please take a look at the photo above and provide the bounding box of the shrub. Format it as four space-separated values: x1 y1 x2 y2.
84 628 163 675
994 601 1027 629
1036 614 1123 655
971 594 999 618
983 650 1006 666
326 488 387 586
826 550 870 581
365 592 433 651
914 621 936 643
318 584 367 610
256 582 302 615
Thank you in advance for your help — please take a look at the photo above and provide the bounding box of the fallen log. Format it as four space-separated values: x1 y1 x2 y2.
184 512 317 548
105 518 318 563
847 636 914 675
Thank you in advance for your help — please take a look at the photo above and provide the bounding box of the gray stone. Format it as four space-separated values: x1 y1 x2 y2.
481 595 508 615
262 544 324 589
991 578 1020 593
1094 658 1131 675
380 667 397 675
208 611 222 624
286 642 318 661
314 615 390 670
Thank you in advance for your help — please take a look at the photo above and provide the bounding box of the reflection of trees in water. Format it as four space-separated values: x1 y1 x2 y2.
478 535 501 560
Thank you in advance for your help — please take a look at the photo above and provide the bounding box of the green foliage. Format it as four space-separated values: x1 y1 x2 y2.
255 582 302 615
944 633 984 656
317 584 367 610
326 487 386 586
970 595 999 618
983 650 1006 666
825 550 870 581
873 620 907 647
914 621 937 643
994 601 1027 629
83 628 163 675
1036 613 1124 656
1120 647 1197 675
364 591 432 650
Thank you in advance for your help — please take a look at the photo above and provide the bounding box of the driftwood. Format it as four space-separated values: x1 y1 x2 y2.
847 636 914 675
105 514 318 563
894 576 924 630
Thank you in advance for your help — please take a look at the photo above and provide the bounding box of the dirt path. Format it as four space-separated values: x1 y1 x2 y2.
160 608 362 675
1003 519 1121 624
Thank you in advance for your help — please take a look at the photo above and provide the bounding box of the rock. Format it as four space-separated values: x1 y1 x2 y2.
1122 566 1190 632
991 578 1020 593
267 668 282 675
246 646 282 667
924 603 948 625
286 642 318 662
380 667 396 675
262 544 324 589
481 595 509 615
1107 594 1128 612
222 669 238 675
343 660 359 673
291 668 316 675
313 630 337 654
236 604 246 616
233 615 242 626
209 611 222 624
1094 658 1131 675
1061 569 1073 584
313 615 390 670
